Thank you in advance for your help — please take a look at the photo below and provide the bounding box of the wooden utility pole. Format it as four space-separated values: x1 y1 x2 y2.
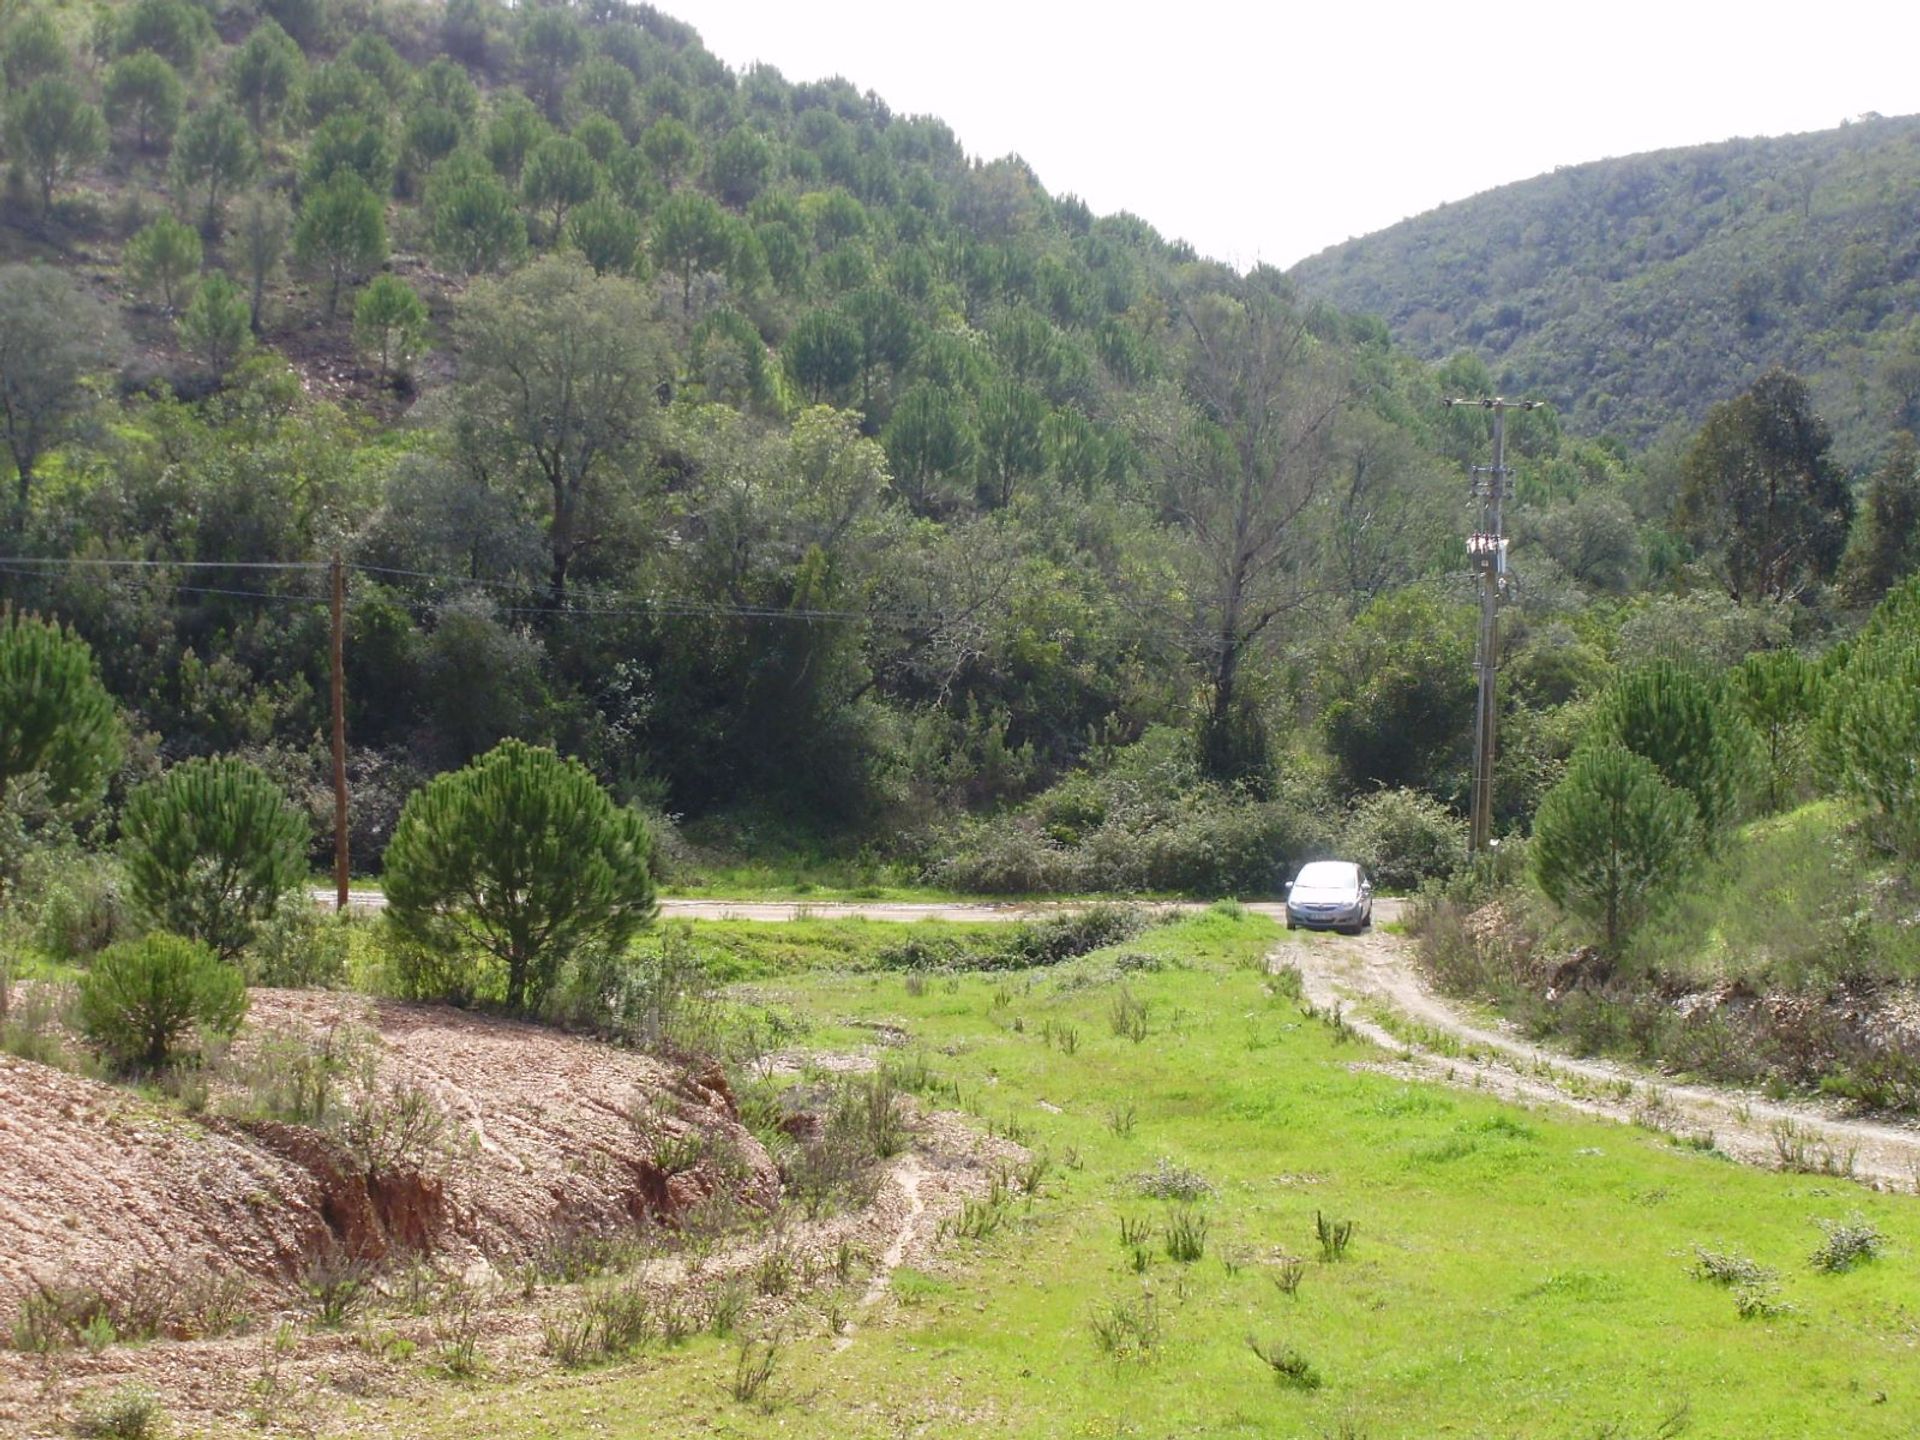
1444 397 1543 859
329 553 349 910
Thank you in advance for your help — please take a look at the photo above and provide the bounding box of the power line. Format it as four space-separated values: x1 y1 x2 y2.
0 556 323 572
0 554 959 628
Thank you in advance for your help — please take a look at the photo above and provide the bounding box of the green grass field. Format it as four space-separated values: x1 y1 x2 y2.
366 912 1919 1438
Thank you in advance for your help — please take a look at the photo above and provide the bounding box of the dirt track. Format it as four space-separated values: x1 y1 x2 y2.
1278 907 1920 1191
317 890 1234 923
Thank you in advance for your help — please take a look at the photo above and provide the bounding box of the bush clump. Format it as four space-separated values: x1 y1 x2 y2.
924 728 1333 896
1341 787 1466 890
77 933 247 1073
243 903 353 989
876 904 1148 972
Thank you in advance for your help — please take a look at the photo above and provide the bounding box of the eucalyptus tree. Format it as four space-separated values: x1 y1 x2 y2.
0 266 121 523
1157 285 1346 783
1677 369 1852 603
453 254 669 601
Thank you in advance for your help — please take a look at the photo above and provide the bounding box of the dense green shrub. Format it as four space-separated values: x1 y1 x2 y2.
923 816 1075 895
29 853 135 961
1340 788 1466 890
77 933 247 1072
876 904 1148 972
927 728 1332 896
121 757 310 960
244 904 352 989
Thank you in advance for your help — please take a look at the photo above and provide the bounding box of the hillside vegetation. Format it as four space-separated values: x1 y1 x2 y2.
0 0 1916 1074
1290 114 1920 466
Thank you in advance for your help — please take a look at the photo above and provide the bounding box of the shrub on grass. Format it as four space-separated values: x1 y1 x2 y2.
1690 1247 1774 1286
1163 1206 1208 1263
1087 1285 1159 1358
77 934 246 1073
1001 905 1147 966
1133 1158 1215 1202
1809 1215 1882 1273
1315 1211 1354 1262
1246 1335 1321 1389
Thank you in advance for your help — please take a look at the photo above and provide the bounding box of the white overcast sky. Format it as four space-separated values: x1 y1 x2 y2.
670 0 1920 269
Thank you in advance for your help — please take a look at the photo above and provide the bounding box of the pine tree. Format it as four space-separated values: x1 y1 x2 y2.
566 195 641 276
103 50 185 153
353 273 427 382
1821 577 1920 860
178 271 254 379
170 99 257 232
121 757 310 960
1729 649 1819 814
125 214 203 312
426 150 528 275
382 740 656 1014
1532 744 1698 953
1592 660 1754 842
293 171 387 319
7 76 107 214
0 607 123 814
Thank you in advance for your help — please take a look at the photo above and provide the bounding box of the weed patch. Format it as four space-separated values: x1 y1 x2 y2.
1809 1215 1883 1273
1246 1335 1321 1389
1315 1211 1355 1262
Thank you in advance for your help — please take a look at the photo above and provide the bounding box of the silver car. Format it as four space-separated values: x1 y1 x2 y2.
1284 860 1373 934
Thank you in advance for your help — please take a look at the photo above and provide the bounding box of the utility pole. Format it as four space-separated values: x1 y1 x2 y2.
329 553 349 911
1444 397 1543 859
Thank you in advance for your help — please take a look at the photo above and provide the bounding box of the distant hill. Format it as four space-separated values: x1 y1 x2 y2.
1289 115 1920 468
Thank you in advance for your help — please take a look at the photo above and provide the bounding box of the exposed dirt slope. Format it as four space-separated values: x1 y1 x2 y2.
1281 916 1920 1190
0 1053 327 1315
0 991 777 1323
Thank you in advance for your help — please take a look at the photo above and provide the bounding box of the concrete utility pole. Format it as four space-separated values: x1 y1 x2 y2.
1444 397 1544 859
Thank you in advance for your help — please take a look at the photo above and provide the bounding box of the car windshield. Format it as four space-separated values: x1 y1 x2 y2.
1294 862 1358 890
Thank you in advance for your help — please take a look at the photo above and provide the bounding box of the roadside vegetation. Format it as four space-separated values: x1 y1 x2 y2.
1419 576 1920 1113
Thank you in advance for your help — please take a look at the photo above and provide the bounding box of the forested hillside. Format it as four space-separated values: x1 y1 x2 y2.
1290 115 1920 467
0 0 1915 903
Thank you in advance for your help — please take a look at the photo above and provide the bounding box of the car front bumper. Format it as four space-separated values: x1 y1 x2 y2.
1287 903 1367 930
